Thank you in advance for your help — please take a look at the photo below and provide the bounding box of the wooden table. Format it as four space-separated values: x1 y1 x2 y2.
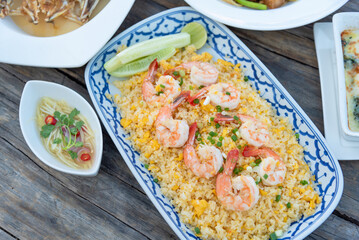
1 0 359 239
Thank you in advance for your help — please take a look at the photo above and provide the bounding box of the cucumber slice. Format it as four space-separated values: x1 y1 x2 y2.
181 22 207 49
104 33 190 73
109 47 176 77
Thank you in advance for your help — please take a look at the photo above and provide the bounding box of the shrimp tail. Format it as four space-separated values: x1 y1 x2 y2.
242 146 280 159
214 113 234 123
188 86 210 106
187 122 198 146
172 91 190 109
146 59 158 83
224 149 239 175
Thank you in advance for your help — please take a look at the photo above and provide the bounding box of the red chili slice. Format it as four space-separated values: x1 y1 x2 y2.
80 153 91 161
45 115 57 125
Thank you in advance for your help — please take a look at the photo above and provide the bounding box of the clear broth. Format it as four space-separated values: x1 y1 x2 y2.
10 0 109 37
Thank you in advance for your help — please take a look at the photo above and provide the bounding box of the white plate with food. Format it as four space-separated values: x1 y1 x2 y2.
184 0 348 30
333 13 359 140
0 0 134 67
85 7 343 240
20 80 103 176
314 22 359 160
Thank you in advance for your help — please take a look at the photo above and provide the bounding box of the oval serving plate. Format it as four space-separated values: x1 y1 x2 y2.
85 7 343 240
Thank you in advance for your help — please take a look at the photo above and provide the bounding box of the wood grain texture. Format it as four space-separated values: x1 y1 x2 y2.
0 0 358 239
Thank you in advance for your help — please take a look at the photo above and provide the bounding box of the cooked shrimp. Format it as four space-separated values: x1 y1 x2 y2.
142 59 181 103
165 61 219 86
189 83 240 110
183 122 223 179
155 91 190 148
214 113 269 147
216 149 260 211
242 146 286 186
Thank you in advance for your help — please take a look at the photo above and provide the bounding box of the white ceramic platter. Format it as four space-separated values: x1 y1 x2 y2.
85 7 343 240
0 0 134 68
314 22 359 160
184 0 348 30
20 80 103 176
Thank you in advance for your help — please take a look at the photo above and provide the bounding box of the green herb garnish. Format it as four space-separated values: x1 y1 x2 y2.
53 138 62 144
40 124 55 138
233 115 239 121
269 232 277 240
216 142 222 147
154 178 159 183
215 123 221 129
244 76 249 82
194 227 201 234
179 77 183 86
160 84 165 88
193 99 200 104
300 180 308 185
68 150 78 160
231 135 238 141
218 167 224 173
263 174 268 179
275 195 281 202
286 202 291 209
225 92 231 95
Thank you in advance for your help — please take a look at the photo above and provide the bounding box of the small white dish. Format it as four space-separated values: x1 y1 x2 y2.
184 0 347 30
314 22 359 160
333 12 359 140
19 80 103 176
0 0 134 68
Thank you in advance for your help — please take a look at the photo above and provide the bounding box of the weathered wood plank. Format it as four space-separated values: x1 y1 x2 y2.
0 228 16 240
307 214 359 240
0 137 148 240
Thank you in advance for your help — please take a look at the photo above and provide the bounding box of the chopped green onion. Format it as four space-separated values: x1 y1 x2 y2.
250 162 256 167
286 202 291 209
275 195 281 202
209 131 218 137
232 128 238 134
197 137 202 141
233 168 240 174
189 85 193 90
179 70 186 77
295 133 300 139
210 117 214 122
160 84 165 88
278 186 283 189
173 71 179 76
199 85 205 89
215 123 221 129
156 91 164 96
144 163 149 169
269 232 277 240
179 77 183 86
195 131 199 137
255 158 262 165
255 177 262 184
216 105 222 112
244 76 249 82
233 115 239 121
219 167 224 173
154 178 159 183
219 136 224 141
210 139 215 144
300 180 308 185
231 135 238 141
216 142 222 147
194 227 201 235
193 99 200 104
225 92 231 95
263 174 268 179
207 136 212 140
224 108 229 111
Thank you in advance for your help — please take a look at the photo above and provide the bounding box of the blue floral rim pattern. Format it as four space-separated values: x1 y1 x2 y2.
85 7 343 240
